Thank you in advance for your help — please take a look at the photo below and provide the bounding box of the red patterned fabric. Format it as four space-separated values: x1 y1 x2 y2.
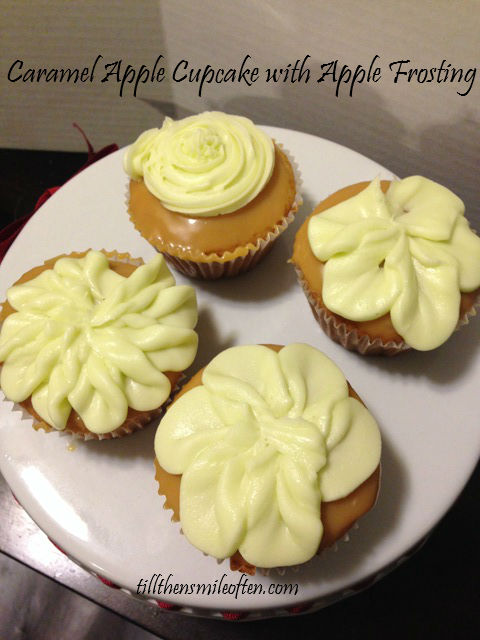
0 124 118 262
221 611 246 620
286 603 312 614
96 575 121 589
156 601 179 610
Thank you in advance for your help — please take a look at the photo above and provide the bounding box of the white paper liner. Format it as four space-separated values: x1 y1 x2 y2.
293 264 409 356
125 141 303 280
295 264 480 356
0 249 187 441
457 291 480 330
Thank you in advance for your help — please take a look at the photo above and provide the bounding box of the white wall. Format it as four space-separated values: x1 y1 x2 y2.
1 0 479 220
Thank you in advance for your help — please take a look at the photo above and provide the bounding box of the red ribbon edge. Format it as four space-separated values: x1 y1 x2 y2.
0 124 118 263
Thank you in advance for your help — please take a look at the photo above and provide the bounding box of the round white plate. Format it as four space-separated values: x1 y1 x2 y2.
0 127 479 617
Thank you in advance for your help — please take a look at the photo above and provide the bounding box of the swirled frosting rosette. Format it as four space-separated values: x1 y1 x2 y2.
154 344 381 569
0 251 198 438
124 111 274 216
293 177 480 353
124 112 300 279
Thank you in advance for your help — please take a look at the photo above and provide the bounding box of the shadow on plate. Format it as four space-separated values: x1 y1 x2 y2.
189 195 315 304
186 305 236 372
82 422 156 462
359 316 480 385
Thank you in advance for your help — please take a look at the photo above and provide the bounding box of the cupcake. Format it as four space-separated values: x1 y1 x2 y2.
154 343 381 573
0 250 198 440
124 111 300 279
292 177 480 355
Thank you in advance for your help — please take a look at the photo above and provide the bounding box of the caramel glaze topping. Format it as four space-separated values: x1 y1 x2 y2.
0 252 181 438
154 344 380 574
128 145 297 261
292 182 479 345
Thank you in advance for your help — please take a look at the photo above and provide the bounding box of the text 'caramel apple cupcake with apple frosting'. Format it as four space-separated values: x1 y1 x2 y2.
0 250 198 440
292 177 480 355
124 111 301 279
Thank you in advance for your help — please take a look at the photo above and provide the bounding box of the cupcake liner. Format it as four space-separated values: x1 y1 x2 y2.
126 142 303 280
161 227 284 279
457 289 480 330
295 264 480 356
0 250 184 441
294 264 409 356
5 397 166 442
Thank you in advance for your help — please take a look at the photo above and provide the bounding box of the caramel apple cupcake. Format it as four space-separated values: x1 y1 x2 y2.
124 111 300 279
154 343 381 574
292 177 480 355
0 250 198 440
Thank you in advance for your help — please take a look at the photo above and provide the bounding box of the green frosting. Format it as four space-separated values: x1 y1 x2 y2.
308 177 480 350
123 111 275 217
0 251 198 434
155 344 381 567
